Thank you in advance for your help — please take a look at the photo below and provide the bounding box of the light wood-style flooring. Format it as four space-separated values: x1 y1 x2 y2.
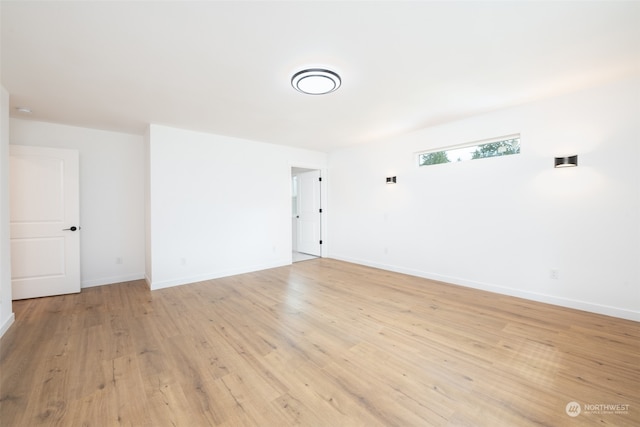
1 259 638 426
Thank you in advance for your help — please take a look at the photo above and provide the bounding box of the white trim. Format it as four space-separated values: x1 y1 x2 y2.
149 260 291 291
330 255 640 322
416 133 521 156
289 163 328 259
415 133 521 168
82 273 145 288
0 313 14 338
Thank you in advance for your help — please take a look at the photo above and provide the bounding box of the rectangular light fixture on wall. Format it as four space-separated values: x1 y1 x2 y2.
554 155 578 168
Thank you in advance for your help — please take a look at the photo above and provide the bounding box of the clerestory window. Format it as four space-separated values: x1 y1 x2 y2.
418 135 520 167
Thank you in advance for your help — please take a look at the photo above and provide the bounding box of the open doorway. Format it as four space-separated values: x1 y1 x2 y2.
291 167 322 262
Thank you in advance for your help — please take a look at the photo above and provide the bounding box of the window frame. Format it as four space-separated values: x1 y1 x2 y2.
416 134 521 168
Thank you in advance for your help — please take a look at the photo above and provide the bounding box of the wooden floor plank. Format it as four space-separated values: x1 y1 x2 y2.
1 259 638 426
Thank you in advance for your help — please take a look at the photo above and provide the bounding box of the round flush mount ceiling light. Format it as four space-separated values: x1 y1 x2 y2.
15 106 32 114
291 68 341 95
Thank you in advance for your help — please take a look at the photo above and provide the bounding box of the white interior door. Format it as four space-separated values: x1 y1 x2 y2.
296 170 321 256
10 145 81 300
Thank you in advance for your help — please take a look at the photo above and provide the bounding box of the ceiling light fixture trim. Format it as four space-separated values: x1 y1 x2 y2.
291 68 341 95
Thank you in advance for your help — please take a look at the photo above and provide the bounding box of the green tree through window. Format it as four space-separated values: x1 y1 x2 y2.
471 138 520 159
419 151 450 166
418 136 520 167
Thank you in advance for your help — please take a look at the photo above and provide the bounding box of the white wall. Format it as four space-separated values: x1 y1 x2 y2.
10 119 145 288
328 76 640 321
0 86 14 337
147 124 327 290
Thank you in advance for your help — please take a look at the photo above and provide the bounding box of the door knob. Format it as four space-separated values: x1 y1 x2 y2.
62 226 79 231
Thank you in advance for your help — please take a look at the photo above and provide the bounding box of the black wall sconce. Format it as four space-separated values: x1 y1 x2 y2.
554 155 578 168
386 176 397 184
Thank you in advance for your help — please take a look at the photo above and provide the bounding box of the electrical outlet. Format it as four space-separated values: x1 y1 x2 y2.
181 257 187 266
116 257 123 265
550 269 559 280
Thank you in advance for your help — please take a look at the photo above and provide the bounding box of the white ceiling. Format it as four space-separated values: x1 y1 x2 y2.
2 1 638 152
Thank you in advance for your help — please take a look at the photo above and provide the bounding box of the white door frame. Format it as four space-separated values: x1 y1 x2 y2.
290 165 327 261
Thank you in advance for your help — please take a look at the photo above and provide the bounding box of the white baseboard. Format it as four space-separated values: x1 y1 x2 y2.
0 313 15 338
149 260 291 291
330 255 640 322
82 273 146 288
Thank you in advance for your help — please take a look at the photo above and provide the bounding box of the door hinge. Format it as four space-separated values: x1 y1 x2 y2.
319 240 323 245
319 208 323 213
318 177 322 182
